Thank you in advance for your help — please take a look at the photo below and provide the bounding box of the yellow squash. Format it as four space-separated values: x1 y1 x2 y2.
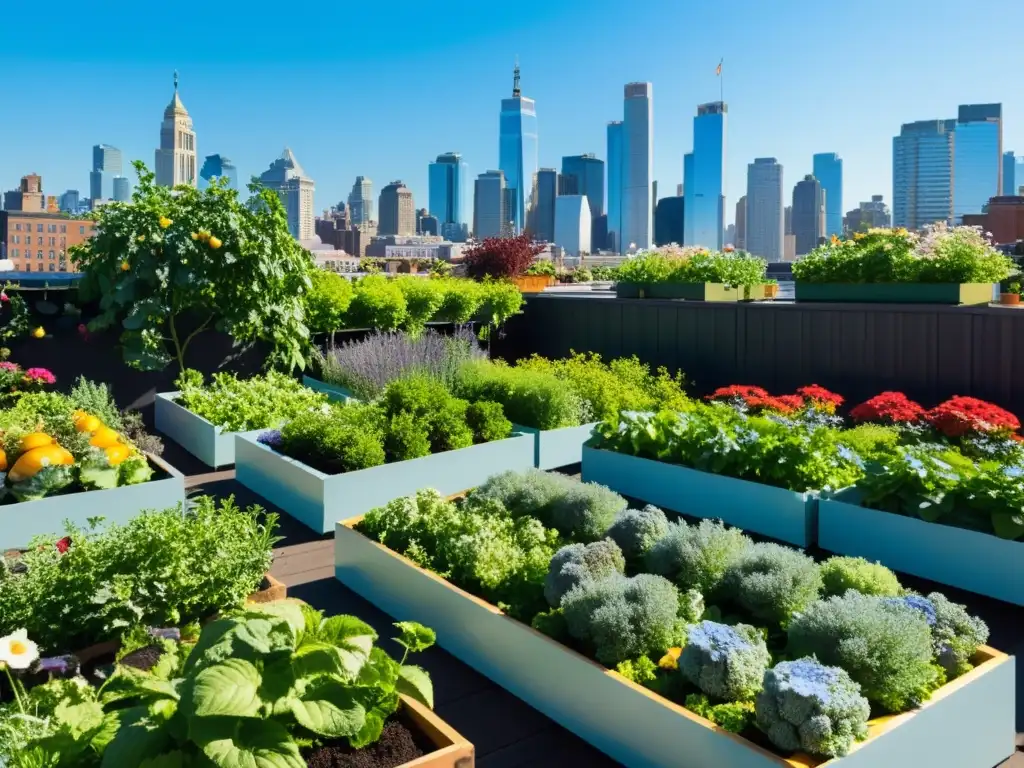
89 426 121 449
8 444 74 483
19 432 55 453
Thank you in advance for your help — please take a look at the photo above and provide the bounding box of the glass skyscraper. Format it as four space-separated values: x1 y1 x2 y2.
606 121 624 252
1004 152 1017 197
348 177 374 224
428 152 467 235
683 102 727 249
198 154 239 190
90 144 123 202
893 120 955 230
622 83 653 251
953 104 1002 223
561 154 605 219
792 175 824 256
745 158 784 261
112 176 131 202
812 153 842 238
498 65 538 234
534 168 558 243
473 170 506 238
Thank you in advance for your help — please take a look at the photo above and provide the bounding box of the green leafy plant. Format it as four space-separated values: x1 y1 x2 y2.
304 270 354 336
819 556 902 598
454 358 590 429
73 162 314 372
617 247 767 287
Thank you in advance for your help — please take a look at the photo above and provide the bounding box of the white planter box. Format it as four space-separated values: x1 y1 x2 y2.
155 392 265 468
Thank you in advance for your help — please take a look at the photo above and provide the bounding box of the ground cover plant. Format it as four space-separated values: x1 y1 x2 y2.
357 468 992 761
616 246 768 288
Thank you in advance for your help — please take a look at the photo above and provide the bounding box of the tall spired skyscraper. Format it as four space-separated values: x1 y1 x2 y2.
498 64 538 234
606 121 624 252
155 72 197 187
622 83 653 251
684 102 727 249
259 148 315 240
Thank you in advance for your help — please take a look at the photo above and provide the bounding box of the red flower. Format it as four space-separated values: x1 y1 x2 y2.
775 394 806 412
925 396 1020 438
0 361 19 372
709 385 801 415
849 392 926 424
707 385 770 402
0 292 8 303
25 367 56 384
796 384 844 407
55 536 71 554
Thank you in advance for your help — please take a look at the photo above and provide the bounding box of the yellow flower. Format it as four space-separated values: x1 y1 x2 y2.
120 261 130 271
208 236 222 250
158 216 172 229
830 234 840 245
190 232 199 240
658 647 682 670
136 235 145 242
853 232 865 241
31 327 45 339
0 629 39 670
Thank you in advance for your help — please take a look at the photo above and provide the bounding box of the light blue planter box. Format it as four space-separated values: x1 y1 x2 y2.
819 488 1024 606
301 376 358 403
335 520 1016 768
234 431 535 534
581 446 818 547
0 454 186 550
155 392 265 468
512 422 598 470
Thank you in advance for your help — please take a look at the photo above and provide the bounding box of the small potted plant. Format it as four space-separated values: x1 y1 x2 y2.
762 279 779 300
1000 280 1021 306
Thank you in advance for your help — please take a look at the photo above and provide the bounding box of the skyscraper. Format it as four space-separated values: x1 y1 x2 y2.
428 152 467 236
554 195 592 256
473 170 507 239
112 176 131 203
893 119 955 229
1017 157 1024 196
683 102 727 249
560 154 605 221
654 196 684 246
606 121 624 252
622 82 653 251
1004 152 1017 199
259 148 315 240
498 64 538 234
155 72 196 187
348 177 374 224
792 175 825 256
534 168 558 243
58 190 80 213
812 153 843 238
845 195 892 233
734 195 746 250
378 181 415 236
199 155 239 190
745 158 784 261
90 145 123 202
953 104 1002 223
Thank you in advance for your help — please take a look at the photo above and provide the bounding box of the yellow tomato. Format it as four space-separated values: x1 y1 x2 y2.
19 432 55 452
104 443 131 466
120 261 130 271
190 232 199 240
32 327 45 339
89 426 121 449
208 236 222 250
159 216 172 229
8 444 74 483
75 414 102 434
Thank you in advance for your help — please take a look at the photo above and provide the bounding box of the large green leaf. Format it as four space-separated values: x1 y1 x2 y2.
292 641 348 681
183 618 241 675
233 617 296 657
195 717 304 768
100 716 174 767
315 616 376 679
247 600 307 636
397 664 434 709
393 622 435 654
139 752 189 768
191 658 262 719
290 680 366 738
55 699 105 734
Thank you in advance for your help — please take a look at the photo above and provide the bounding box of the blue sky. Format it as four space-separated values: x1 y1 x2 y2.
2 0 1021 227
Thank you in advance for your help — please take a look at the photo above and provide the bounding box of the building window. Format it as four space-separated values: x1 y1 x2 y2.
49 237 55 246
12 236 18 245
60 224 66 233
59 238 65 247
14 223 20 232
48 250 55 260
48 224 56 233
36 224 43 233
79 226 85 235
37 250 43 260
25 236 31 245
59 263 67 272
25 263 31 272
48 263 55 272
11 249 17 258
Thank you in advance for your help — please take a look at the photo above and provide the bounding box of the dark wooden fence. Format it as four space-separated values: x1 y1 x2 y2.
491 295 1024 416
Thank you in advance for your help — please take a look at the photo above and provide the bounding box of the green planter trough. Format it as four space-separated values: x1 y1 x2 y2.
793 282 995 305
581 446 819 547
818 488 1024 606
0 454 186 550
234 431 535 534
155 392 264 468
615 282 739 301
301 376 358 403
512 422 598 470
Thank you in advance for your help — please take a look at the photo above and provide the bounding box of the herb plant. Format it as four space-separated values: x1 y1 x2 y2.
617 247 767 287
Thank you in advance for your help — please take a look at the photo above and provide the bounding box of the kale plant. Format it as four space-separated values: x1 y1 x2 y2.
466 468 574 519
678 620 771 701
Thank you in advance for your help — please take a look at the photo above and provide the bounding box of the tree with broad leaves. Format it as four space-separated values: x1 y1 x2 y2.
463 233 544 280
72 161 314 372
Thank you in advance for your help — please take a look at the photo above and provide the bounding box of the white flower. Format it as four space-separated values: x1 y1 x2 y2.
0 629 39 670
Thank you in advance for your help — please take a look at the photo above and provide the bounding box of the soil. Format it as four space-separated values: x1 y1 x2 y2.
258 574 272 591
305 718 430 768
119 644 165 672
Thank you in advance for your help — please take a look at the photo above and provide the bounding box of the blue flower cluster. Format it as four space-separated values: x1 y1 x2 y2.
679 620 771 701
883 594 937 627
257 429 284 450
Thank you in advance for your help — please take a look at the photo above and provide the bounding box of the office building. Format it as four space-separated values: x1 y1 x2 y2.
534 168 558 242
417 210 439 236
428 152 467 234
3 174 44 212
554 195 592 257
199 155 239 190
591 215 608 252
652 180 658 225
724 223 735 247
893 119 955 229
1003 151 1018 198
606 121 624 252
684 101 727 249
348 177 374 225
1017 157 1024 196
812 153 843 238
845 195 891 234
953 104 1002 223
0 211 95 272
792 175 825 256
784 235 796 261
654 196 684 246
734 195 746 250
90 145 123 202
378 181 415 236
155 72 197 187
473 170 507 238
745 158 784 261
498 64 538 234
965 196 1024 245
59 190 80 213
112 176 131 202
784 205 792 235
622 83 653 251
259 148 315 240
561 154 604 220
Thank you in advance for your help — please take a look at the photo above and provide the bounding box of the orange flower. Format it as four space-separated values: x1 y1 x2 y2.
830 234 840 245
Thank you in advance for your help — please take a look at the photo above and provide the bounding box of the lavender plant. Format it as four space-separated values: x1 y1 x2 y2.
317 328 485 400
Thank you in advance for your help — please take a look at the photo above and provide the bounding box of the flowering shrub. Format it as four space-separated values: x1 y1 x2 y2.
706 385 800 415
849 391 926 424
797 384 844 413
925 395 1020 438
0 362 56 406
617 248 767 288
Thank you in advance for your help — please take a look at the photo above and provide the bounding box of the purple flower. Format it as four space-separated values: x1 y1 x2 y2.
257 429 283 450
37 655 79 677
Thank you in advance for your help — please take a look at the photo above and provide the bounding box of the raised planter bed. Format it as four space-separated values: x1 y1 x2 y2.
512 275 554 293
334 517 1015 768
615 282 740 301
818 488 1024 607
301 375 358 403
234 431 535 534
512 422 598 470
793 282 995 305
396 695 475 768
0 453 186 550
155 391 265 468
581 446 818 547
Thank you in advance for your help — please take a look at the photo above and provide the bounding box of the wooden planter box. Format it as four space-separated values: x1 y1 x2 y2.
0 453 186 550
581 446 818 547
301 375 359 403
512 275 552 293
398 695 475 768
155 392 267 468
615 282 739 302
793 282 995 305
818 488 1024 606
334 519 1015 768
511 422 598 470
234 432 535 534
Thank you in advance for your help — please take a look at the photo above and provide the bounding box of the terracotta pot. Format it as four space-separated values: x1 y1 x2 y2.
763 283 779 299
999 292 1020 306
247 572 287 604
511 275 551 293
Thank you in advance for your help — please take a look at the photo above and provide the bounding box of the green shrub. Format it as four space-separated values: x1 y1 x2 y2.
547 481 627 541
605 505 670 568
384 411 431 461
427 398 474 452
454 359 588 429
685 694 755 734
304 269 354 333
645 519 751 595
544 539 626 607
396 277 444 334
884 593 990 678
435 279 485 324
348 275 408 330
382 373 477 452
279 402 386 474
787 592 943 713
820 556 902 598
837 423 901 462
466 469 574 519
466 400 512 443
721 543 822 627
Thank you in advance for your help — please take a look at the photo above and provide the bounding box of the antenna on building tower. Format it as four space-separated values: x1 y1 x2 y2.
512 57 521 97
173 70 179 92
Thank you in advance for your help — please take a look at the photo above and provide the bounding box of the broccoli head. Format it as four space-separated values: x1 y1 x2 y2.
605 505 671 567
543 539 626 607
678 620 771 702
820 556 902 598
755 657 870 758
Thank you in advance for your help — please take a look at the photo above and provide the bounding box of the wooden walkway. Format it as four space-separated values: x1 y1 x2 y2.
177 449 1023 768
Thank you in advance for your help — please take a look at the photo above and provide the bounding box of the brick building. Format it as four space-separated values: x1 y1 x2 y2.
0 211 96 273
